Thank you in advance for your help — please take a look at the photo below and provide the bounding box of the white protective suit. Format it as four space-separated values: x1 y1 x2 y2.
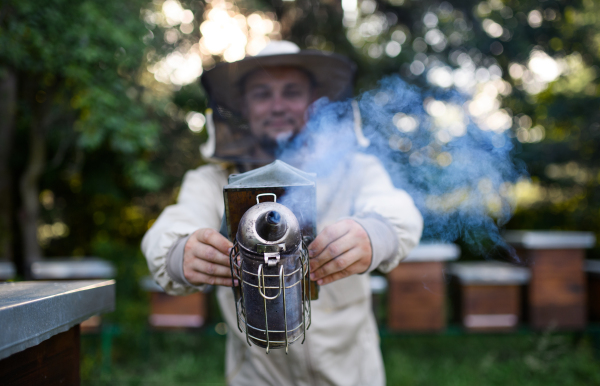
142 152 423 386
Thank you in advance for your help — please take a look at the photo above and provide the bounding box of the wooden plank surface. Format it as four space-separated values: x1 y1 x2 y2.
462 285 520 315
530 305 586 329
0 326 80 386
519 248 587 329
588 274 600 321
460 285 520 332
149 292 207 329
151 292 206 315
387 262 445 331
0 280 114 360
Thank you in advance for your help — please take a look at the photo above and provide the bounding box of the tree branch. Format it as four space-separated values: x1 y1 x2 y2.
0 67 16 262
18 80 61 275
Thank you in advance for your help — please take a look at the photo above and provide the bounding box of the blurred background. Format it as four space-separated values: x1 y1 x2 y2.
1 0 600 384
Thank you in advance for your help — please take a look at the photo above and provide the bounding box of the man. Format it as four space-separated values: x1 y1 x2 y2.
142 41 423 385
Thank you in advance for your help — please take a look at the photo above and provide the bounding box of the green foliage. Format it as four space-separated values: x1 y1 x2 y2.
4 0 597 270
1 0 207 260
3 0 166 188
3 0 600 379
481 1 600 244
270 0 600 256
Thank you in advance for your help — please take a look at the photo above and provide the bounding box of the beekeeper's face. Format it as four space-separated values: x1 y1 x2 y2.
242 66 314 142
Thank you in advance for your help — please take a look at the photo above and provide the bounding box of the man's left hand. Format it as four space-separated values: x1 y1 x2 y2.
308 219 372 285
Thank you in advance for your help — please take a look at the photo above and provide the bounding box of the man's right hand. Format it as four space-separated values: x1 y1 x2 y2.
183 228 236 287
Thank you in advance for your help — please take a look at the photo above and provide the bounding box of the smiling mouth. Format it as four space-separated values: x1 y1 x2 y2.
267 124 292 130
265 118 295 128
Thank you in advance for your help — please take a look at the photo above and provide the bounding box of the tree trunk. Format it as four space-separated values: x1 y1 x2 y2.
0 68 16 262
18 84 52 277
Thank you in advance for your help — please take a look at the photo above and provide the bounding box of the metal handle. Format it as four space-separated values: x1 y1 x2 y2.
257 264 284 300
256 193 277 205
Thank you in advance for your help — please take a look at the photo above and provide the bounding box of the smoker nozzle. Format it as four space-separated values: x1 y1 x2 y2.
256 210 287 241
266 210 281 225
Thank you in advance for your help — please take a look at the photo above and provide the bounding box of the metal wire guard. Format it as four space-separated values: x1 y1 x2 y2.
229 240 311 353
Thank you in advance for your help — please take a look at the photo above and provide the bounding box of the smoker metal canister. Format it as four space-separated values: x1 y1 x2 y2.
222 160 319 301
230 193 311 353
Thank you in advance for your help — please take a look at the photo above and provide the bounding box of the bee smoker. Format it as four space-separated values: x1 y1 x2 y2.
229 194 310 353
222 160 318 353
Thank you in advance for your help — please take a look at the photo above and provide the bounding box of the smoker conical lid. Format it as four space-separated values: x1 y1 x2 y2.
226 160 316 188
236 202 301 254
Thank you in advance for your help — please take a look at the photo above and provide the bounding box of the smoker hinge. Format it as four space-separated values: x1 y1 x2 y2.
257 243 285 267
263 252 280 267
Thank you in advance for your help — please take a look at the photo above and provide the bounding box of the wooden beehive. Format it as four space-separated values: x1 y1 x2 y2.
448 261 530 332
0 281 115 385
387 244 459 332
140 276 208 329
0 261 15 282
30 258 116 333
505 231 595 330
585 260 600 322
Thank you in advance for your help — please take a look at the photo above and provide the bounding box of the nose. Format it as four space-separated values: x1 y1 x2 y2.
271 94 285 115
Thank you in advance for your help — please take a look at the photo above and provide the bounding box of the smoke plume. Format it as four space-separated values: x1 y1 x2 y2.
277 75 526 256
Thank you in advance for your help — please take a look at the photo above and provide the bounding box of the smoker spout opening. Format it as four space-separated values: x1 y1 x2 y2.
256 210 287 242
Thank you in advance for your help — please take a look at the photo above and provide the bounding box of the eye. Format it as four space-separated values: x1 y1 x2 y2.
250 89 271 100
283 87 304 99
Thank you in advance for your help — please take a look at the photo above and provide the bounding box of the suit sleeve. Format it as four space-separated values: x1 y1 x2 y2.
351 154 423 273
141 164 227 295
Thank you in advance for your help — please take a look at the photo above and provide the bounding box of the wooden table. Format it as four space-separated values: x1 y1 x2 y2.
0 280 115 385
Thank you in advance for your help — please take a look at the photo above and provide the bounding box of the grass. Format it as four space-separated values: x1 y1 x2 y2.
381 332 600 386
82 330 227 386
81 326 600 386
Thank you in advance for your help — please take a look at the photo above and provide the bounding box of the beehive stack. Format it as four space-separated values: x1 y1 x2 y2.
387 243 459 332
0 280 114 384
504 231 595 330
140 276 208 329
585 260 600 322
447 261 530 332
31 258 116 332
0 261 15 282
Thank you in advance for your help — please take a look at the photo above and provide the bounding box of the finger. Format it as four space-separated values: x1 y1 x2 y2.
309 233 356 273
195 228 233 255
311 247 363 282
308 220 353 258
317 260 366 286
188 257 232 278
185 270 238 287
191 243 232 267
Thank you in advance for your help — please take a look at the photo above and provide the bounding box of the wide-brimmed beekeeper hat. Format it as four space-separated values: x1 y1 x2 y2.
198 41 367 166
201 41 357 114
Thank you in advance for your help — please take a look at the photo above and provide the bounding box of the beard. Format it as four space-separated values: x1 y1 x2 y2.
257 130 298 156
